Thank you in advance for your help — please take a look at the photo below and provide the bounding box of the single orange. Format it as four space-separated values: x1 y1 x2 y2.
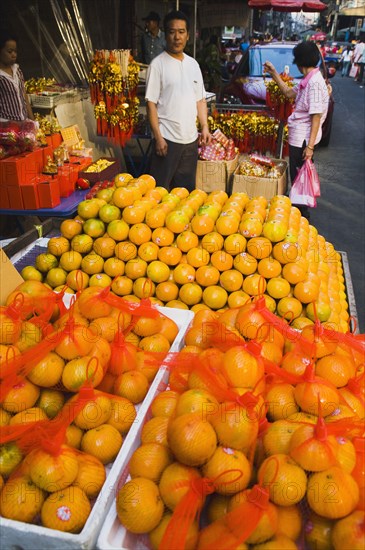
210 250 233 271
151 226 175 246
176 230 199 252
137 241 159 262
129 442 172 483
202 286 228 310
81 423 122 464
116 477 164 534
172 264 196 285
233 252 258 275
195 265 220 287
179 283 203 306
111 275 134 296
246 236 273 259
114 369 149 403
128 223 152 245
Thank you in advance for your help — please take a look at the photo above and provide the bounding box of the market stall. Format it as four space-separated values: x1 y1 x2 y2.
0 6 364 550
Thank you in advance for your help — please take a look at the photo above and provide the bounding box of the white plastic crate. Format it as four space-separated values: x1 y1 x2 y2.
0 307 193 550
97 367 171 550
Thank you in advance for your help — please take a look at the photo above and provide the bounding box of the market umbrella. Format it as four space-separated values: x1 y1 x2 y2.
248 0 327 12
311 31 327 40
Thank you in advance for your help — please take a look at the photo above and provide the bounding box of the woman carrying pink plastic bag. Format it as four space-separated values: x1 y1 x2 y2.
263 41 330 220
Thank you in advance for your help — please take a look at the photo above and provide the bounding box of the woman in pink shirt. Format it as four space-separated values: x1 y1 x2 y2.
264 41 329 219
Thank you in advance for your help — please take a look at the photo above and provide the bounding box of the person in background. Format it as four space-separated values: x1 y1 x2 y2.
145 10 211 192
341 45 353 77
141 11 166 65
263 41 329 220
353 39 364 82
359 45 365 88
0 30 34 121
200 35 222 93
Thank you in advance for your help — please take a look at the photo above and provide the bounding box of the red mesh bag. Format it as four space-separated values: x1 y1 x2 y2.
288 397 363 472
159 470 245 550
197 460 279 549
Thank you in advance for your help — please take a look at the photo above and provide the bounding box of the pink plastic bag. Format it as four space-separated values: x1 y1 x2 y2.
289 159 320 208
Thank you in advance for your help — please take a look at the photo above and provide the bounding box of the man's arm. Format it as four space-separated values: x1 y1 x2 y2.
196 98 211 145
263 62 297 100
146 100 168 156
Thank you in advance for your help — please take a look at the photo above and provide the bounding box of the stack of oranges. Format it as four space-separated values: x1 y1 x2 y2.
115 300 364 549
20 173 351 333
0 281 179 534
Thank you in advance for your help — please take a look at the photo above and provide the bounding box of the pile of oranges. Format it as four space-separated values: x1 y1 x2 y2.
0 281 179 534
115 303 364 550
20 172 351 333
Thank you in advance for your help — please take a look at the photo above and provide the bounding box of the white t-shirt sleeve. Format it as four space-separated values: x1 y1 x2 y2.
145 61 161 104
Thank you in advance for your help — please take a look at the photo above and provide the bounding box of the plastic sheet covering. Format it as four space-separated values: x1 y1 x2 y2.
13 0 120 85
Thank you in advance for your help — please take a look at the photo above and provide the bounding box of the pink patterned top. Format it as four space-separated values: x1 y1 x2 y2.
287 68 329 148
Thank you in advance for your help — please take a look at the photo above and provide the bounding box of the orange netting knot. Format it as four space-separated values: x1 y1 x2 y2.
258 416 269 436
236 391 259 409
254 296 267 311
190 477 216 498
78 384 96 401
5 300 24 320
247 484 270 509
245 340 262 358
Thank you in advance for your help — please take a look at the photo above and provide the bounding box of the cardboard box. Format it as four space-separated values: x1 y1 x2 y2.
38 177 60 208
21 181 40 209
79 157 121 184
0 151 39 186
58 166 74 197
51 132 63 148
32 148 44 172
42 145 54 165
195 154 239 193
7 186 24 209
231 157 288 199
0 249 24 305
0 184 10 209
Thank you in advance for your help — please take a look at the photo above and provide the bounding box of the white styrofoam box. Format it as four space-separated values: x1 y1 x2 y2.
97 367 171 550
0 307 193 550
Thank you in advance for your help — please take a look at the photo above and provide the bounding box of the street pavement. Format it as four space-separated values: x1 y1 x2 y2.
309 73 365 333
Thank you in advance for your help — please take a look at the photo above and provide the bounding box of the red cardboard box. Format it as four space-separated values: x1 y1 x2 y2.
21 181 40 209
7 186 24 209
42 145 54 165
69 156 93 173
0 184 10 209
51 133 63 148
38 177 60 208
79 157 121 184
0 151 39 186
58 166 73 197
32 148 44 172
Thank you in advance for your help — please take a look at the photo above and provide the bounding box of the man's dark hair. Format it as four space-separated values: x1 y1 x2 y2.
163 10 189 33
293 41 321 68
0 30 18 50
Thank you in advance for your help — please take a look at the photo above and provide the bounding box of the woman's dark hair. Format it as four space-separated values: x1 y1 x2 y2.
0 30 18 50
293 41 320 68
164 10 189 33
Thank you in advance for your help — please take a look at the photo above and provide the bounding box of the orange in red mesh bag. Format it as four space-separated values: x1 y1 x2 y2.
178 350 265 458
0 387 107 529
289 396 362 473
197 463 280 549
158 467 246 550
5 280 58 321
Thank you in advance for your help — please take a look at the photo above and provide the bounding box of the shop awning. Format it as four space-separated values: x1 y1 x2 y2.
248 0 328 12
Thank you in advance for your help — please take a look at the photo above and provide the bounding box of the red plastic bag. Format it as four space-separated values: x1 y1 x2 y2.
289 159 320 207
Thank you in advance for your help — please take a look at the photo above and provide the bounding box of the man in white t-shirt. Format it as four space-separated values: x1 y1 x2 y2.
145 10 211 191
